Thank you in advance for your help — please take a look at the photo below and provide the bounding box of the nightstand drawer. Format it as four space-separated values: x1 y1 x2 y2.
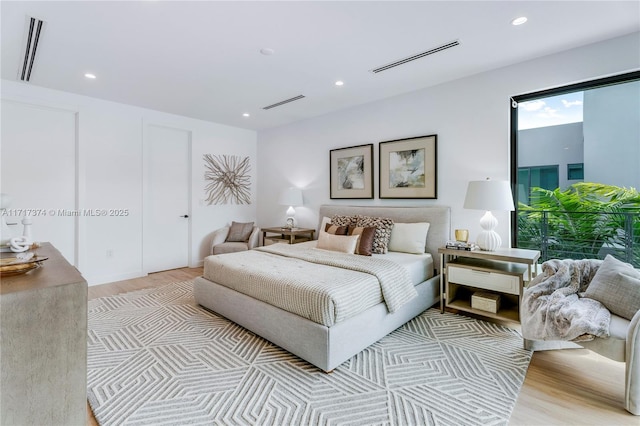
448 265 520 295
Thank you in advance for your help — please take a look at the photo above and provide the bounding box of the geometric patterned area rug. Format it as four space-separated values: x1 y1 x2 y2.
87 281 532 426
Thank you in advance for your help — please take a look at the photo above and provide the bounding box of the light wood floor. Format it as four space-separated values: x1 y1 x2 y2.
86 267 636 426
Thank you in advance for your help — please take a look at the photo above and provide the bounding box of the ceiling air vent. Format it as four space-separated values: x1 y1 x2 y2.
262 95 306 110
19 16 45 82
370 40 460 74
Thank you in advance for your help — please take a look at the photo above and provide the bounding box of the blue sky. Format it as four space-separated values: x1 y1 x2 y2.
518 91 584 130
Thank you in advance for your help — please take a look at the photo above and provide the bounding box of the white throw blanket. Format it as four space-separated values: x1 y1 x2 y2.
258 243 417 313
521 258 610 342
203 242 417 326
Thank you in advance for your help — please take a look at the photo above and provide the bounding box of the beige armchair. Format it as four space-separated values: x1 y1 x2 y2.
525 310 639 415
579 310 639 415
522 256 640 415
210 222 260 255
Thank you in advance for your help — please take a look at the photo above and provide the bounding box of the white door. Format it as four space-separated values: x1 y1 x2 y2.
0 100 77 264
144 125 190 273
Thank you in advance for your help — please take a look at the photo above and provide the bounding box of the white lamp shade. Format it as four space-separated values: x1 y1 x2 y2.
463 180 515 211
278 187 303 207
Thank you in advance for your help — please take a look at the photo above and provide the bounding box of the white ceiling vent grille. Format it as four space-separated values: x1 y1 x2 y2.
370 40 460 74
19 16 45 82
262 95 306 110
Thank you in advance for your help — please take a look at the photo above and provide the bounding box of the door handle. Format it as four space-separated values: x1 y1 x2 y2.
180 215 189 218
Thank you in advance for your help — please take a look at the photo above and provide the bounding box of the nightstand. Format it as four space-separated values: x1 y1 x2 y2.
262 227 315 245
438 247 540 323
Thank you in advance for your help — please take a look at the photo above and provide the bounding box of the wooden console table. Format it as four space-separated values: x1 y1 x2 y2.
1 243 87 425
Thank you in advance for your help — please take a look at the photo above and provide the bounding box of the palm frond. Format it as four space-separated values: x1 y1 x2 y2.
518 182 640 266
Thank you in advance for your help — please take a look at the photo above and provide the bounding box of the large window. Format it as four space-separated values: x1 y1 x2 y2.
518 165 559 205
510 71 640 265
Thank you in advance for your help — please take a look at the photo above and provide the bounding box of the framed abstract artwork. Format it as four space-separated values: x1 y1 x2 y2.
379 134 437 199
203 154 252 205
329 144 373 199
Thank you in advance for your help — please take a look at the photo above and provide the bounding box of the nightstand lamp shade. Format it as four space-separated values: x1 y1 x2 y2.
463 179 515 251
278 187 303 227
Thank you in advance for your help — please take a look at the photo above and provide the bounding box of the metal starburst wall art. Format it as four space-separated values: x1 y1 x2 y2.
203 154 252 205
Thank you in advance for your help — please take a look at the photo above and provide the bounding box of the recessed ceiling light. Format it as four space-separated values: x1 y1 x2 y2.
242 113 250 117
260 48 275 56
335 80 344 86
511 17 528 26
84 73 96 79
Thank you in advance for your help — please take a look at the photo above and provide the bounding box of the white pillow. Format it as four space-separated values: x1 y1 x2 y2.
584 254 640 320
316 232 359 254
388 222 430 254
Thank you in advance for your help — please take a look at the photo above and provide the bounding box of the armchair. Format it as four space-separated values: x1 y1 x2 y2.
210 222 260 255
521 256 640 415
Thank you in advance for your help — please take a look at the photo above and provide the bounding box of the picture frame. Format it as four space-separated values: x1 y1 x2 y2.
379 134 437 199
330 144 373 199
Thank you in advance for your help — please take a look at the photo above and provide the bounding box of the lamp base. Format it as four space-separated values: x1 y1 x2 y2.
477 210 501 251
476 230 501 251
284 206 297 228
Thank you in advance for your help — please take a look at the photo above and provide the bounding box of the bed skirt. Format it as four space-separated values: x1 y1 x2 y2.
194 275 440 372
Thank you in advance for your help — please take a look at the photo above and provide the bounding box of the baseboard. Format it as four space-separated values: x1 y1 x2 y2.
85 271 147 287
190 259 204 268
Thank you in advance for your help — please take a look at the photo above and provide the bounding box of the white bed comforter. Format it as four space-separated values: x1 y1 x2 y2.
202 242 417 326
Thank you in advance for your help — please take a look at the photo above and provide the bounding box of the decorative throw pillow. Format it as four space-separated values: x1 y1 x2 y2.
226 221 254 242
316 232 359 254
347 226 376 256
388 222 430 254
355 216 394 254
318 216 331 237
325 223 348 235
584 254 640 320
331 214 358 228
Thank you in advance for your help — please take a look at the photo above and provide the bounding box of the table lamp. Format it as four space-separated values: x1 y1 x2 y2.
278 187 303 228
463 178 515 251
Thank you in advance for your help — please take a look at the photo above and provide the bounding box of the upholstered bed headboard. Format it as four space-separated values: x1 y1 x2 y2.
318 205 451 273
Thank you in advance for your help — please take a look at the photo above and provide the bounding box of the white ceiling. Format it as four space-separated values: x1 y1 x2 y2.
1 1 639 131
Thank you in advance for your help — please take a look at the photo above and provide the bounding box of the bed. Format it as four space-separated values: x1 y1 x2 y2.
194 205 451 372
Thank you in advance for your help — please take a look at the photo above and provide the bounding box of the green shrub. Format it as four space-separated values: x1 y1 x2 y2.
518 183 640 266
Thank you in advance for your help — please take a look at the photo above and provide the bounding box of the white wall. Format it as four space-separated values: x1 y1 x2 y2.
1 80 257 285
257 32 640 246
